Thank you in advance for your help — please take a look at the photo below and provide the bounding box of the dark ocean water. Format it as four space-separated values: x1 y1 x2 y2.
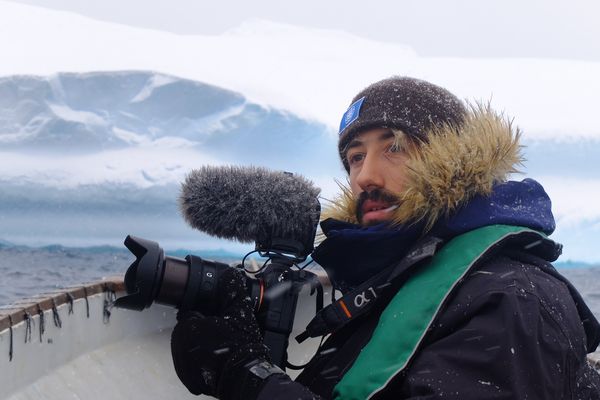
0 246 599 321
0 246 133 305
0 246 242 307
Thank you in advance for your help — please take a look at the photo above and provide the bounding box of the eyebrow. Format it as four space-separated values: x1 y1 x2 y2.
346 129 395 151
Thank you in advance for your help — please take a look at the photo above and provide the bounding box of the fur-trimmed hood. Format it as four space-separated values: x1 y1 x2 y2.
322 103 524 231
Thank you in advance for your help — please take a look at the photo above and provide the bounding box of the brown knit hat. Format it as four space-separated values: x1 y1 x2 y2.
338 76 467 171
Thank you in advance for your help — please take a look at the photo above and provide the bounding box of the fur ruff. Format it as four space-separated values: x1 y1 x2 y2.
322 103 524 232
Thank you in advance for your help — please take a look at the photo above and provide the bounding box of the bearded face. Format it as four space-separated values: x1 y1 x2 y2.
345 128 408 226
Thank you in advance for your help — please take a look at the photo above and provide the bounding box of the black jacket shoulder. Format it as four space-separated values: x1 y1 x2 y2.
393 250 600 399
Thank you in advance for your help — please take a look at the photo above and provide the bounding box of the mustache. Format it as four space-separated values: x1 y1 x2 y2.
355 189 400 223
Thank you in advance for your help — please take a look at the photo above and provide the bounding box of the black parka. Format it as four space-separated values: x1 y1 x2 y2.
256 244 600 399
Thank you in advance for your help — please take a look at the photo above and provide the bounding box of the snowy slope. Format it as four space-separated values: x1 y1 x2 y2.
0 0 599 140
0 72 245 151
0 71 338 187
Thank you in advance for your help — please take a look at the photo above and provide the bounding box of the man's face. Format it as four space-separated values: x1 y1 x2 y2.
345 128 409 226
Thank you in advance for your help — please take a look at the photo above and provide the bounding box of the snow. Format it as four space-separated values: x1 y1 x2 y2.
0 1 599 140
0 128 35 144
0 71 333 154
0 147 220 188
191 103 249 136
131 74 178 103
111 127 150 145
48 103 106 126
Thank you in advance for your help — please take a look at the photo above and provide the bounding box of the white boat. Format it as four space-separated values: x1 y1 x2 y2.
0 278 323 400
1 278 599 400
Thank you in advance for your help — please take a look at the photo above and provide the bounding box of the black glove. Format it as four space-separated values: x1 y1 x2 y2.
170 267 275 399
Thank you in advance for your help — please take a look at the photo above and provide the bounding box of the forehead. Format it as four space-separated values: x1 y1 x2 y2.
347 128 394 148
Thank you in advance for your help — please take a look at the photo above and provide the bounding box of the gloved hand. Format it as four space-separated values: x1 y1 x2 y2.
170 267 272 399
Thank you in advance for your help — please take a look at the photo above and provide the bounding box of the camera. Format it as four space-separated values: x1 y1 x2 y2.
112 166 323 368
114 235 321 367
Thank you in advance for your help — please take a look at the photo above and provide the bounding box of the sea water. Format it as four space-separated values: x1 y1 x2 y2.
0 246 599 320
0 246 134 305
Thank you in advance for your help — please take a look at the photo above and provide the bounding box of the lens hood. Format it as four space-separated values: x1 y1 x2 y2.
113 235 165 311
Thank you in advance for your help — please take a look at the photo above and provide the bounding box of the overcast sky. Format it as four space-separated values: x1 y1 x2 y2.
9 0 600 61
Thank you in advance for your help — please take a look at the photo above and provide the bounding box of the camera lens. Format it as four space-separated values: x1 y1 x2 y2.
156 256 189 306
115 235 238 314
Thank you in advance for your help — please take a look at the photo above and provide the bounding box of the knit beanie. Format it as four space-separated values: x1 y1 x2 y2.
338 76 467 171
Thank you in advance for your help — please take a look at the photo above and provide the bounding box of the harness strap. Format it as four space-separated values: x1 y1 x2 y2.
296 237 443 343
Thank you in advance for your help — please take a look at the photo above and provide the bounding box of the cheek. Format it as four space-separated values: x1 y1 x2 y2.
348 170 361 195
382 156 408 191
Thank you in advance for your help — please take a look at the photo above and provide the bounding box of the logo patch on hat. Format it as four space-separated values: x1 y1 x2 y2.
339 96 365 134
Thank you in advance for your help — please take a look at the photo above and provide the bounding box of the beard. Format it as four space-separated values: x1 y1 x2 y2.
355 188 400 226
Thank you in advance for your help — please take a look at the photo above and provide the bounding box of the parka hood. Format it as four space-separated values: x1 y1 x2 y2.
323 103 524 231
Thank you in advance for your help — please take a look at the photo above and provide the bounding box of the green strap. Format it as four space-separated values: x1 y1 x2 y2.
333 225 550 400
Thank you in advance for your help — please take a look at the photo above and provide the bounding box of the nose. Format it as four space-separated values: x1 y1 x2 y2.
355 153 384 192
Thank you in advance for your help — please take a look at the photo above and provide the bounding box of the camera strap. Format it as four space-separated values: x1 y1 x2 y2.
296 236 443 343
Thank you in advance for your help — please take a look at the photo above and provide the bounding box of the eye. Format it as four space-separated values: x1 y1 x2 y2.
347 152 365 166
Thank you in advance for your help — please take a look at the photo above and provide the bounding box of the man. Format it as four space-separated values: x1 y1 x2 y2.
171 77 600 399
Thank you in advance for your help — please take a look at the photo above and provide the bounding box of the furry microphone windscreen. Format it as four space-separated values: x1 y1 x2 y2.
179 165 321 246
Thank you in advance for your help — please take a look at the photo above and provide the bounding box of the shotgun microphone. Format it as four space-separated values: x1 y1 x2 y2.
179 165 321 258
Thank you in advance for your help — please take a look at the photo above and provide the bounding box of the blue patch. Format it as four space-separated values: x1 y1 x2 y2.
339 96 365 134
